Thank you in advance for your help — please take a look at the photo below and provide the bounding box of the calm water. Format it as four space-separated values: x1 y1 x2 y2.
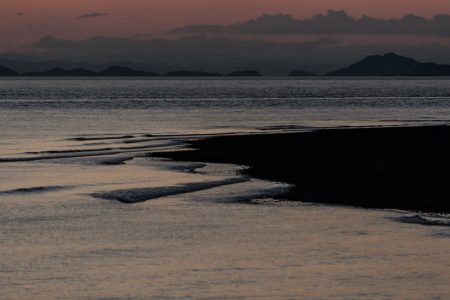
0 78 450 299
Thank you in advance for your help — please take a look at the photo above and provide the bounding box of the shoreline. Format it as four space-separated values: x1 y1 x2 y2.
154 125 450 213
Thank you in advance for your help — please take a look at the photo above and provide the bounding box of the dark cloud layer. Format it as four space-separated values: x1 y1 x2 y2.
78 12 109 20
172 10 450 36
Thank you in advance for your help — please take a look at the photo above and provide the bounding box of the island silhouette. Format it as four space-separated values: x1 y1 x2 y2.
0 65 18 76
23 68 97 77
2 53 450 76
327 53 450 76
166 70 221 76
288 70 317 76
227 70 262 76
98 66 159 77
326 53 419 76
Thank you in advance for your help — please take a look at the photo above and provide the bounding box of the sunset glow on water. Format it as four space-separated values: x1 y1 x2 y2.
0 78 449 298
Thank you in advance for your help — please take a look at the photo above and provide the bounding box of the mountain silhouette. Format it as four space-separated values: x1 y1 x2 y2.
227 70 262 76
288 70 317 76
0 65 18 76
8 34 450 75
166 70 222 76
326 53 420 76
22 68 96 76
98 66 160 76
409 62 450 76
5 55 450 77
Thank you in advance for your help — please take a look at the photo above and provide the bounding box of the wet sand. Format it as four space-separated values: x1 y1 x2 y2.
155 125 450 213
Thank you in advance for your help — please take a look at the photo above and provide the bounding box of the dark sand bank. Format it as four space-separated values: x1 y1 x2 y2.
154 126 450 213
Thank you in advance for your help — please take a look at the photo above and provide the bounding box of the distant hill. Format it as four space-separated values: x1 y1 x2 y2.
409 62 450 76
326 53 420 76
227 70 261 76
4 54 450 77
0 57 181 74
98 66 159 76
0 65 18 76
166 70 221 76
23 68 96 76
234 60 318 76
15 66 160 77
326 53 450 76
288 70 317 76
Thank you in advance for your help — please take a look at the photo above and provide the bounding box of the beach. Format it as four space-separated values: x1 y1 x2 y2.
1 78 450 299
155 125 450 213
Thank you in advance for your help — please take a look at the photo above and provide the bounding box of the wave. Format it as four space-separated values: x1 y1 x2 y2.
0 141 184 163
26 140 183 155
69 135 135 141
0 185 68 195
259 125 312 131
214 182 293 204
121 138 159 144
168 162 207 173
97 156 136 165
396 214 450 227
152 161 207 173
26 147 117 154
91 177 250 203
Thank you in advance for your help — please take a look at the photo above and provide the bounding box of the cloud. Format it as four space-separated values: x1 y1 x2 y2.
16 12 24 16
78 12 109 20
171 10 450 37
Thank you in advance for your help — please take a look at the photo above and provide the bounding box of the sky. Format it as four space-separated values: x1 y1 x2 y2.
2 0 450 50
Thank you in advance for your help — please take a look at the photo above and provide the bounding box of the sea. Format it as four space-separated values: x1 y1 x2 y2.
0 77 450 299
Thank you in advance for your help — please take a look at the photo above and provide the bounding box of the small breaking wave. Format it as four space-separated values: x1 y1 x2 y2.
259 125 311 131
26 140 183 155
26 147 117 155
0 141 184 163
396 214 450 227
150 160 207 173
97 155 137 165
0 185 69 195
216 182 293 204
168 162 207 173
69 135 135 141
91 177 250 203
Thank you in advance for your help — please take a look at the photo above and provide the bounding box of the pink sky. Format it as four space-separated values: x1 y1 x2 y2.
2 0 450 50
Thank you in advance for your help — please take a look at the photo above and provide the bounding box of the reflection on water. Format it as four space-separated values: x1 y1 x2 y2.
0 78 450 299
1 78 450 140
